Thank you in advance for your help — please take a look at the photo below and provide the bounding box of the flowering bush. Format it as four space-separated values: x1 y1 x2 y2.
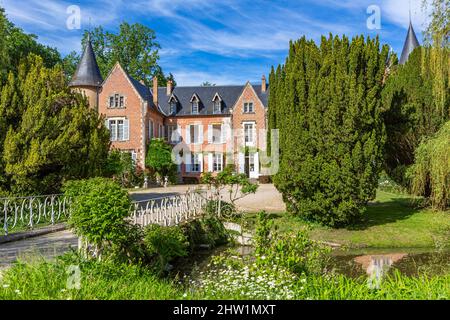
188 253 303 300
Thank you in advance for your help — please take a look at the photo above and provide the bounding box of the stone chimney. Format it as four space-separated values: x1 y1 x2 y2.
153 77 158 106
262 75 267 93
167 80 173 96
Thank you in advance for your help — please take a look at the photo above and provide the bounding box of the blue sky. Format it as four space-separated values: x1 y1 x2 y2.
1 0 430 86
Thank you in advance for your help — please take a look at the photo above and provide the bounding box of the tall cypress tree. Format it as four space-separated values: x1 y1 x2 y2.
270 35 390 227
0 55 111 195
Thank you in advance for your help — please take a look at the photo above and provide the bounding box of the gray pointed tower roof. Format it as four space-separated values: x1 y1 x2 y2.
69 36 103 87
399 21 420 65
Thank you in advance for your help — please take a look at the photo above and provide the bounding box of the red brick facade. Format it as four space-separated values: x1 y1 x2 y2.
80 62 268 181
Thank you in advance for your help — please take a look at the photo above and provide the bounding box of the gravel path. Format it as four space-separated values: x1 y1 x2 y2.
131 184 286 213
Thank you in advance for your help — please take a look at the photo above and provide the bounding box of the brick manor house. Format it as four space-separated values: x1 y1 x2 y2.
69 38 269 182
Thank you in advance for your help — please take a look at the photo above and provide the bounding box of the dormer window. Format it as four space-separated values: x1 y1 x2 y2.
190 94 200 115
109 94 125 108
170 101 177 115
192 101 199 114
168 94 178 115
212 93 222 114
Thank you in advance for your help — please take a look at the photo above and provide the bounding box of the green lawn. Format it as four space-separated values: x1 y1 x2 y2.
244 191 450 249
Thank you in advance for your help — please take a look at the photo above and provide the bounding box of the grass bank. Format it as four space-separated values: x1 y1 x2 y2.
242 191 450 248
0 253 448 300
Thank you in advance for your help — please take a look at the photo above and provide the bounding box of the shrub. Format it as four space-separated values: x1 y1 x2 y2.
254 211 331 276
63 178 132 259
181 217 229 252
105 150 143 188
144 224 189 274
145 139 177 184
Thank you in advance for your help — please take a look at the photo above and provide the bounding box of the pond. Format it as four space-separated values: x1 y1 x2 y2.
173 245 450 281
329 248 450 278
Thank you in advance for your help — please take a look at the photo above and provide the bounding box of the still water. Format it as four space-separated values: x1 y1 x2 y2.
174 246 450 279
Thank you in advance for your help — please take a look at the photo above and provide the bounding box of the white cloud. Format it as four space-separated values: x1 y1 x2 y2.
381 0 430 29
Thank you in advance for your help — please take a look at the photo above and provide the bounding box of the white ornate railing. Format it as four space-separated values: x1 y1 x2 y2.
0 194 71 236
131 190 208 227
0 190 209 236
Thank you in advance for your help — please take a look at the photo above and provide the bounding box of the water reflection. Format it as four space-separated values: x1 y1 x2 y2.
331 249 449 278
354 254 407 288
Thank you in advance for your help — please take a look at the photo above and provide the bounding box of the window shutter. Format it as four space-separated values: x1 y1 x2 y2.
221 124 227 144
208 153 214 172
185 151 192 173
176 125 182 143
239 152 245 174
252 124 257 145
105 119 109 130
175 153 181 173
199 154 204 173
123 119 129 141
199 125 204 144
185 125 191 144
208 125 213 144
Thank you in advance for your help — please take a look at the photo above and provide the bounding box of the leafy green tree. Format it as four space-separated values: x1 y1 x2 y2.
0 54 110 195
382 48 449 185
0 7 61 84
145 139 177 183
269 35 390 227
408 121 449 210
201 81 216 87
69 23 174 87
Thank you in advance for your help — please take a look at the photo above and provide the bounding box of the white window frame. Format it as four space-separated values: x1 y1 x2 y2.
192 101 199 114
213 100 221 114
189 124 203 145
106 117 129 142
213 153 223 172
244 102 254 113
243 122 256 145
109 94 125 109
167 125 177 143
191 153 202 173
211 124 222 144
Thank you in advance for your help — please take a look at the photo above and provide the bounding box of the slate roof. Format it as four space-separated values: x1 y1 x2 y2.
154 84 269 116
399 21 420 65
69 38 103 88
127 74 152 103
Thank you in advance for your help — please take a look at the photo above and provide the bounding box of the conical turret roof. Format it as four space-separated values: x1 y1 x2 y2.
399 21 420 65
69 36 103 87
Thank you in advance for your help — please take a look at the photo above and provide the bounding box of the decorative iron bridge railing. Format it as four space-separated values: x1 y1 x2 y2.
131 190 208 228
1 190 209 236
0 194 71 236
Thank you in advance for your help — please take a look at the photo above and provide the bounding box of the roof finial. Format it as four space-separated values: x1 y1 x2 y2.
87 17 92 42
409 0 412 24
